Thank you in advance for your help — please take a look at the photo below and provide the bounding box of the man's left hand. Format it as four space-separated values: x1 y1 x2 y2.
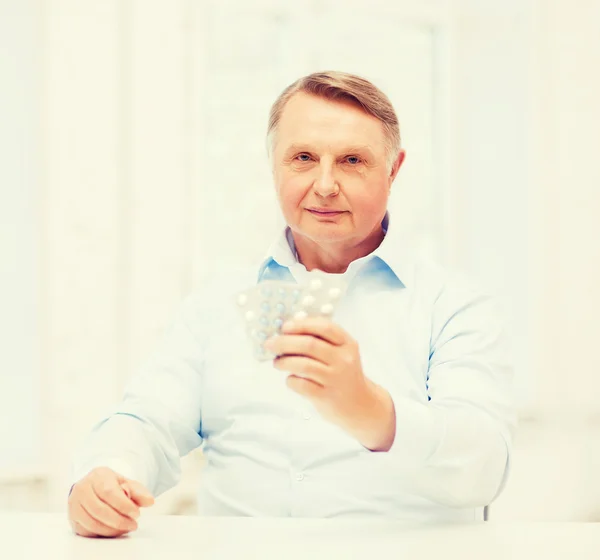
264 316 396 451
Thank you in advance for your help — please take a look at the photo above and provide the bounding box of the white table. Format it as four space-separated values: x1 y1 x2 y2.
2 512 599 560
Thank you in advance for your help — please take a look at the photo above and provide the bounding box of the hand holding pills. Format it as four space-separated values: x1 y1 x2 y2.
265 315 396 452
236 274 395 450
235 274 345 361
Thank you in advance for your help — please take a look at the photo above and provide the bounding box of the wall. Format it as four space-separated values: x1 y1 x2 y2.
0 0 42 476
493 0 600 521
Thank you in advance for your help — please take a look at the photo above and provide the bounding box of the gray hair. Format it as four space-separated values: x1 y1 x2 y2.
267 71 401 171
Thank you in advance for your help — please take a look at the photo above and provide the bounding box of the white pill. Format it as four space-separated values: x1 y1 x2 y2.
245 310 255 322
261 301 271 313
237 293 248 306
260 285 273 297
320 303 334 315
309 279 322 291
328 287 341 300
302 295 316 307
257 331 268 341
294 310 308 320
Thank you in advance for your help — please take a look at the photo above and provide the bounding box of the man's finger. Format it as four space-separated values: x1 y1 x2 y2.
91 476 140 519
122 480 155 507
273 356 328 386
286 375 323 398
281 316 347 345
75 502 127 538
72 520 99 538
266 334 334 365
86 488 139 531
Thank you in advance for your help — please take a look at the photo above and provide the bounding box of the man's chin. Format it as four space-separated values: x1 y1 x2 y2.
298 226 349 243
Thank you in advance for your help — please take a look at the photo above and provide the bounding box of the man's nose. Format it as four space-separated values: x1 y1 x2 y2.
313 163 339 197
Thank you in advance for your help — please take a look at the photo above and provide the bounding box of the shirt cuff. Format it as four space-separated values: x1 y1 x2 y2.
386 390 445 465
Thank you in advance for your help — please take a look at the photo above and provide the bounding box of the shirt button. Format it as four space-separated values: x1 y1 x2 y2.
295 473 305 482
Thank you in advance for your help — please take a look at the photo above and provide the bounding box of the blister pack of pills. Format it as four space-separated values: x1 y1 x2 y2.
235 274 347 361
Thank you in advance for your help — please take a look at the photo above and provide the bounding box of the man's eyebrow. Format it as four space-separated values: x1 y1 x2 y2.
283 144 313 155
282 144 376 156
340 145 376 156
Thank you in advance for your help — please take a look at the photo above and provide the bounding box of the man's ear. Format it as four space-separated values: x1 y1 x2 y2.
390 150 406 183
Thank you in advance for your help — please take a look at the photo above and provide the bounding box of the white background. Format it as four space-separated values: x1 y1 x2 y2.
1 0 600 521
0 0 41 472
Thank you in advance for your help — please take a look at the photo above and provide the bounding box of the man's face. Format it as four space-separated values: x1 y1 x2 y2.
272 92 402 249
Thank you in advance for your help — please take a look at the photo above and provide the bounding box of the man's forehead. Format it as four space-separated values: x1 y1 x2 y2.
280 92 378 127
277 93 386 152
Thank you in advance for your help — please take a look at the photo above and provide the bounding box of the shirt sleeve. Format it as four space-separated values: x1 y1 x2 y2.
70 292 206 497
385 275 517 509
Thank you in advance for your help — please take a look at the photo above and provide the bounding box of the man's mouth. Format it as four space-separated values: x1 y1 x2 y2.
306 208 345 216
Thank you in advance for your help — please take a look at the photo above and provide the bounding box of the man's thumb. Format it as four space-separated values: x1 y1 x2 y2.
121 480 155 507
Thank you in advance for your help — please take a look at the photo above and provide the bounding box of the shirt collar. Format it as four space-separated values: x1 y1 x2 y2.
257 210 414 288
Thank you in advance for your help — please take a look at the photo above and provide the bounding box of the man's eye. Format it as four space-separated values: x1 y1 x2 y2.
296 154 312 162
345 156 362 165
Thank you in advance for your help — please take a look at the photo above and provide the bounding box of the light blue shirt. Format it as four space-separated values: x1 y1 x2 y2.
72 212 515 522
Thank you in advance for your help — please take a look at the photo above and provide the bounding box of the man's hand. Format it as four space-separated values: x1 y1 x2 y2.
264 316 396 451
68 466 154 538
